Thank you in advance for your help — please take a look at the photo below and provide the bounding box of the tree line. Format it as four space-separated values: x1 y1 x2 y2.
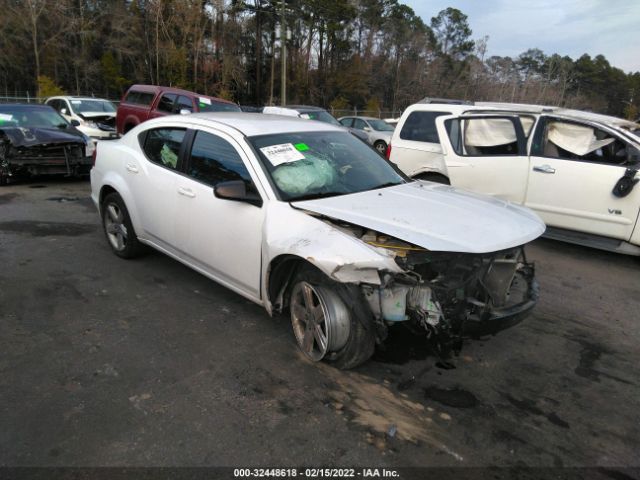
0 0 638 119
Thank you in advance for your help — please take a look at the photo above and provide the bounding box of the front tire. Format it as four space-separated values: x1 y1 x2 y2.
101 192 145 258
289 267 375 369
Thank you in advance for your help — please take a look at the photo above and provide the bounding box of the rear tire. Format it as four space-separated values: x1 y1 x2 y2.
289 266 375 369
415 172 450 185
101 192 145 258
373 140 387 155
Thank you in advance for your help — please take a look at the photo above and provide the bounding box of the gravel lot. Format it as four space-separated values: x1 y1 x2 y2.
1 179 638 475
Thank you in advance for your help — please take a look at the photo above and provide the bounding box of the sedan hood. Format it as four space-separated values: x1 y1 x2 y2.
292 182 545 253
0 126 85 148
78 112 116 121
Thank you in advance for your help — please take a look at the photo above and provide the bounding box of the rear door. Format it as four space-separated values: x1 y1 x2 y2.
129 126 188 250
525 115 640 240
435 114 529 203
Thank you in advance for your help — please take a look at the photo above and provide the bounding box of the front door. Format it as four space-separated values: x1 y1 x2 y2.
174 128 265 300
435 114 530 203
525 116 640 240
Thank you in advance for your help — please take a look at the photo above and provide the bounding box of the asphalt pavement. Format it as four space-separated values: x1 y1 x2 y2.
1 179 638 476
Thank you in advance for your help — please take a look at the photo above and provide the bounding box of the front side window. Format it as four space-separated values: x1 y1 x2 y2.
249 131 406 201
174 96 193 114
352 118 367 130
142 128 185 170
188 131 254 188
399 111 451 143
538 119 629 165
156 94 176 113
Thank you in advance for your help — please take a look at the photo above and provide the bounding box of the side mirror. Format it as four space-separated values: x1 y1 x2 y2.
363 126 371 132
70 119 80 127
179 108 192 115
214 180 262 207
60 108 68 115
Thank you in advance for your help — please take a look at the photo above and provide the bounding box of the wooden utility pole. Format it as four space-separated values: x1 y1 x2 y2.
280 0 286 106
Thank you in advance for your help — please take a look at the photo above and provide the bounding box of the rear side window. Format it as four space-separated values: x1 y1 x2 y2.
399 111 450 143
187 131 253 187
339 118 353 127
142 128 186 169
125 90 155 106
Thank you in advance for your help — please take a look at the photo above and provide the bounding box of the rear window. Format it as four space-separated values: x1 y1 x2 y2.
399 111 450 143
125 90 155 106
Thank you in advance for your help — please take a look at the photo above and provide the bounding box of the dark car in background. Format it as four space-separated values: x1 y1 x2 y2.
116 84 241 135
0 104 93 185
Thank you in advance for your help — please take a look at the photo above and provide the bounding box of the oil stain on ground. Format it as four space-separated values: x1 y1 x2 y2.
501 392 570 429
0 220 97 237
0 193 19 205
424 386 479 408
372 325 430 364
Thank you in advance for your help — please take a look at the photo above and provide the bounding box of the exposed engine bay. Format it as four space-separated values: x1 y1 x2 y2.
325 217 538 360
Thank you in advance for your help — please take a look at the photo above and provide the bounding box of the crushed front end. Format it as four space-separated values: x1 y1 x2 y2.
358 232 538 360
0 130 91 182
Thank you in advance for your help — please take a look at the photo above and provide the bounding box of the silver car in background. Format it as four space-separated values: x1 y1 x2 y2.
339 116 396 155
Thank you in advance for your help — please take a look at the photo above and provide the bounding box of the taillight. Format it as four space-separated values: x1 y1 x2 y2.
92 144 98 166
385 142 392 160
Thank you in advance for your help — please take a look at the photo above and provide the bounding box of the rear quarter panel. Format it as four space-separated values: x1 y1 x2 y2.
91 139 144 237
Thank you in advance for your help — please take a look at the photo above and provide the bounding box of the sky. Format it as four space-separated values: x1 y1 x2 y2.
403 0 640 73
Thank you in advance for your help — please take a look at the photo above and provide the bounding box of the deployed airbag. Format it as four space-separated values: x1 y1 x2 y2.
547 122 614 156
272 157 337 195
465 118 517 147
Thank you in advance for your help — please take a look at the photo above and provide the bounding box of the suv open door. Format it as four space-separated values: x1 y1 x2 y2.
435 114 529 203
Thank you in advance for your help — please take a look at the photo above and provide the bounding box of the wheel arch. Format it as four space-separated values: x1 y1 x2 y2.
265 254 319 314
97 175 143 237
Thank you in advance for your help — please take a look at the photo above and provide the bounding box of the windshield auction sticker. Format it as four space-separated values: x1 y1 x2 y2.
260 143 306 166
198 97 212 105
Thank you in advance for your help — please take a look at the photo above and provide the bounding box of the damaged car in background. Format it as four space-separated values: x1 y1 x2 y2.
91 113 545 368
45 96 118 141
0 104 94 185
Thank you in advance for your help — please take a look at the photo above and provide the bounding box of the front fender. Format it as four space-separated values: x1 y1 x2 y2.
261 202 403 311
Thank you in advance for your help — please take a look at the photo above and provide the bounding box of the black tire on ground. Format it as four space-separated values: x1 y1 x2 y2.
101 192 145 259
289 265 376 369
373 140 387 156
415 172 450 185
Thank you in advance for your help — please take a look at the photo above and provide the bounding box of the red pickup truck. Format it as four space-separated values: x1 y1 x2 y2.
116 85 241 135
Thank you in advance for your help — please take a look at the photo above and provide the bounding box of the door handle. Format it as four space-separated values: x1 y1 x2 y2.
533 164 556 174
177 187 196 198
125 163 139 174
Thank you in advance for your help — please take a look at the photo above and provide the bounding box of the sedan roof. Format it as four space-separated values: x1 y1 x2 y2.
151 112 344 137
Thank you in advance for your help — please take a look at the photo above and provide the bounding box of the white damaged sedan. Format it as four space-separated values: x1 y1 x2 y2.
90 113 545 368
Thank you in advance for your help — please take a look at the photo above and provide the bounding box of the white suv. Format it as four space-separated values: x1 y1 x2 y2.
388 100 640 255
45 96 118 140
